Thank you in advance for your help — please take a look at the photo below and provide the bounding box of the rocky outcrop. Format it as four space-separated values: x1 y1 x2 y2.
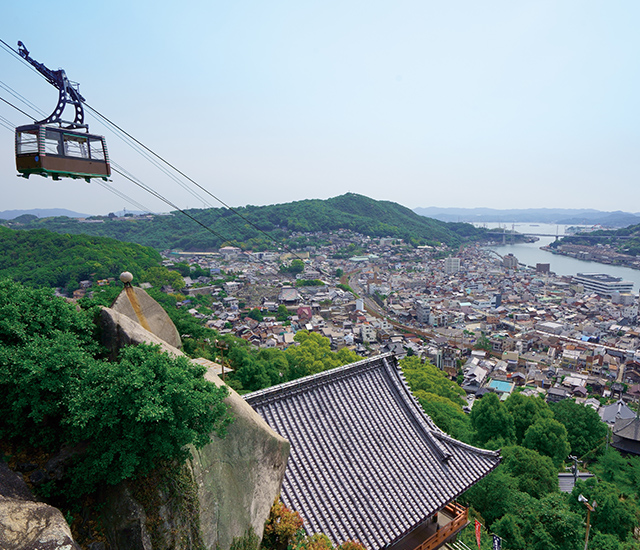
100 307 183 358
194 366 290 550
101 462 204 550
109 286 181 349
99 293 290 549
0 461 80 550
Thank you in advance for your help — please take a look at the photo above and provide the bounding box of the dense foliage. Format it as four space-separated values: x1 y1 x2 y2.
454 389 640 549
3 193 489 251
0 226 161 291
227 331 361 393
0 280 230 497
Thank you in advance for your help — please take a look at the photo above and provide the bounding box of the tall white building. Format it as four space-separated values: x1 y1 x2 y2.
444 256 461 274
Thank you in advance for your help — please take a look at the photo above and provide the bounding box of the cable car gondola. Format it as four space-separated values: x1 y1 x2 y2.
14 41 110 182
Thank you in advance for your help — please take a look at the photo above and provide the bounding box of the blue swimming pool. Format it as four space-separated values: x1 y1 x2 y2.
488 379 515 394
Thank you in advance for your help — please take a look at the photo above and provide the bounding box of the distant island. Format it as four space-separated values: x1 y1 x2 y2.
0 208 89 220
414 206 640 228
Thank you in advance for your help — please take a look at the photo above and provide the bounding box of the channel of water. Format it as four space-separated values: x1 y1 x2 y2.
476 223 640 294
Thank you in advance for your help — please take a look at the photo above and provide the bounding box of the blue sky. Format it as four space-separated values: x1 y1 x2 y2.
1 1 639 215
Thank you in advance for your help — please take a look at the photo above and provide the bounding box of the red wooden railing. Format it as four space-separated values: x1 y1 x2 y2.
412 502 469 550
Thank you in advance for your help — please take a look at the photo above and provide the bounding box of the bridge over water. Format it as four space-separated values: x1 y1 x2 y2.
485 231 631 240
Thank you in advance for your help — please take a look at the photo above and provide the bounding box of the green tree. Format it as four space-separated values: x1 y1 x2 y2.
505 392 553 444
550 399 608 458
523 417 570 468
67 344 231 494
280 259 305 274
501 445 559 498
590 532 623 550
285 331 359 379
493 493 583 550
401 356 466 406
474 334 492 352
276 304 290 322
462 468 520 527
469 393 516 448
139 266 185 289
413 390 471 441
571 478 637 541
247 308 264 322
0 280 231 498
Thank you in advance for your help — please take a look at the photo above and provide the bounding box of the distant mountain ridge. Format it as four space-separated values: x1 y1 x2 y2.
414 207 640 227
0 208 89 220
2 193 486 251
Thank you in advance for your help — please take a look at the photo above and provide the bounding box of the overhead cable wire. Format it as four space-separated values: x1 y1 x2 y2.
84 106 285 237
0 40 291 252
95 182 151 214
85 104 315 263
0 94 34 119
93 178 154 214
110 163 288 270
0 84 234 246
0 113 15 127
0 39 36 72
0 79 47 119
97 116 213 208
0 41 214 209
111 166 236 246
1 40 313 267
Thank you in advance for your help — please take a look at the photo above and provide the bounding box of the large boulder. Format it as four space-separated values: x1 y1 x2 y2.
100 307 183 358
110 286 181 349
99 304 289 549
193 367 289 550
0 461 81 550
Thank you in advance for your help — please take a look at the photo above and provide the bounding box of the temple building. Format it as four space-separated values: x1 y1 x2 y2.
612 415 640 455
246 354 501 550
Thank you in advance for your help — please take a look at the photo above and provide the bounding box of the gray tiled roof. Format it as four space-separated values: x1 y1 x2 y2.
245 354 500 550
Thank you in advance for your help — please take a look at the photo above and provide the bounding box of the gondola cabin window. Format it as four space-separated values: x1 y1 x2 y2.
88 137 106 160
16 128 38 154
63 133 89 158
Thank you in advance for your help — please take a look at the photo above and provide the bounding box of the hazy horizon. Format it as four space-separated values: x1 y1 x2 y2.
2 1 639 214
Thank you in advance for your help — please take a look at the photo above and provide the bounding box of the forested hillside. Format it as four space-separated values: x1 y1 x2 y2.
0 226 161 291
2 193 487 251
556 223 640 256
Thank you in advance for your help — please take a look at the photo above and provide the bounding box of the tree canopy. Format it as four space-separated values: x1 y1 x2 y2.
401 356 466 406
469 393 515 448
0 226 161 291
2 193 489 251
550 399 608 458
523 417 571 468
0 279 230 497
505 392 553 444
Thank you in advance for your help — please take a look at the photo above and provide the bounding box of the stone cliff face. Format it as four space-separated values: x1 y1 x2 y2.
99 287 290 549
0 461 81 550
194 367 290 550
0 286 289 550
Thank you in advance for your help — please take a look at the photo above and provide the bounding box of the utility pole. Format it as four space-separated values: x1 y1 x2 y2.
215 339 228 382
579 494 596 550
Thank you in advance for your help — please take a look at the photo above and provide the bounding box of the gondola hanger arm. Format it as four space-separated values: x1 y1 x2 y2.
17 40 86 129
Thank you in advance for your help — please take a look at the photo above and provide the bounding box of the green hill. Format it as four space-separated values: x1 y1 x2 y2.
0 226 161 291
2 193 487 251
555 223 640 256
